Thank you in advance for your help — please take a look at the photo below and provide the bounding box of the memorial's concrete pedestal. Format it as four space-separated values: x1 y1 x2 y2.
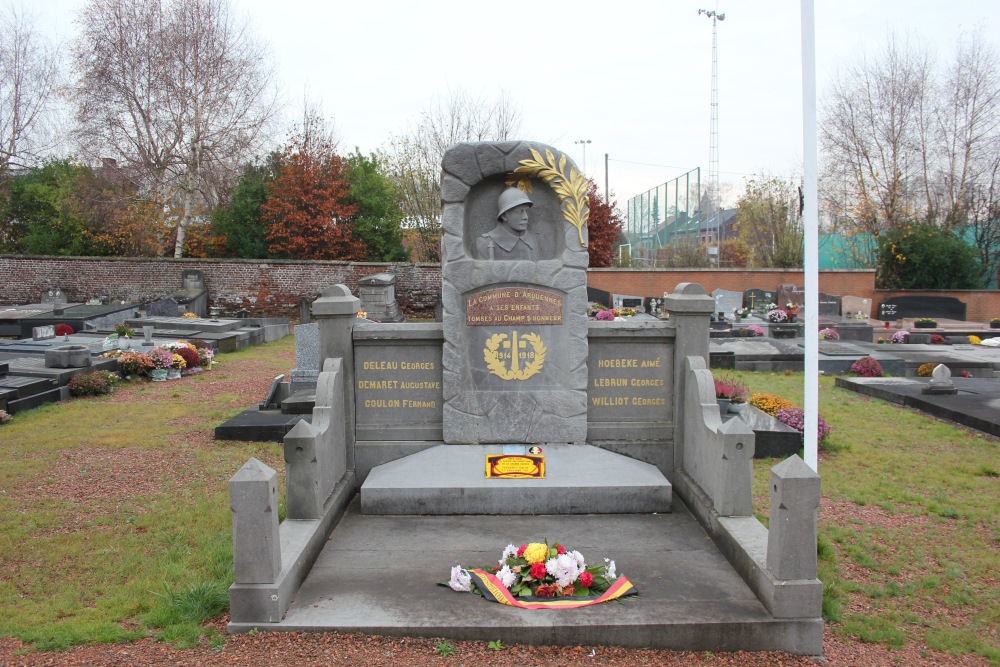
360 444 671 515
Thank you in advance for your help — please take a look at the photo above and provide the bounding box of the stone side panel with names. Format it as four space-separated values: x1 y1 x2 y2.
586 321 674 471
353 323 444 441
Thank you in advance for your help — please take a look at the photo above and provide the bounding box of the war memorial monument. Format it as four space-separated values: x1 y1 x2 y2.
226 141 823 655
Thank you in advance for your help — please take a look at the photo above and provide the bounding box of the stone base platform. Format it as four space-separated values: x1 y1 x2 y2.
228 498 822 655
360 445 672 515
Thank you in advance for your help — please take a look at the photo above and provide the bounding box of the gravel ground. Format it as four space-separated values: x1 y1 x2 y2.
1 334 993 667
1 629 993 666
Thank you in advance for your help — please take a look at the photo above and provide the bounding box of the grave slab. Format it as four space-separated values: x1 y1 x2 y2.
231 498 822 654
836 376 1000 437
214 409 312 442
361 444 672 515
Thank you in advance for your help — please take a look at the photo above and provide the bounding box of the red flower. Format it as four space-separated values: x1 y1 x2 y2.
579 571 593 587
529 562 546 579
534 584 556 598
555 544 566 555
516 544 527 557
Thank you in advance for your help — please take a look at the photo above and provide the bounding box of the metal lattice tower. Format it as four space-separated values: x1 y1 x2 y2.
698 8 725 258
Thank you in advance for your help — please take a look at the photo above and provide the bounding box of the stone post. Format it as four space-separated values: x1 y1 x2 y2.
767 454 821 580
283 421 322 519
312 285 359 471
663 283 715 473
230 458 281 584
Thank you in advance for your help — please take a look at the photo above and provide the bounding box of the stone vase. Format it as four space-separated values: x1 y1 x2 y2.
729 401 747 414
717 398 731 418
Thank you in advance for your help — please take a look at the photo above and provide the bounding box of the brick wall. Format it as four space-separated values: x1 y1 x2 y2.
3 257 997 322
0 256 442 318
588 268 878 307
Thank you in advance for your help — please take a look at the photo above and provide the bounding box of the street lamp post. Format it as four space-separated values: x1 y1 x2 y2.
574 139 591 173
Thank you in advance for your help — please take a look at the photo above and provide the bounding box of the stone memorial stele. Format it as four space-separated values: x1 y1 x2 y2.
817 292 842 317
777 284 805 308
711 288 743 319
440 141 589 444
744 288 776 314
841 295 871 320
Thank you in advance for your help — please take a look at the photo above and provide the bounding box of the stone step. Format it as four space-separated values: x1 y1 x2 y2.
361 444 671 515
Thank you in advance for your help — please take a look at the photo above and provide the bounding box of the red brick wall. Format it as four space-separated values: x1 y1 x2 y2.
3 257 997 323
588 268 877 306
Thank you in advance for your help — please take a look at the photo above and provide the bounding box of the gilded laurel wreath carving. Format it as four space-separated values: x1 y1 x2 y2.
505 148 589 248
484 332 547 381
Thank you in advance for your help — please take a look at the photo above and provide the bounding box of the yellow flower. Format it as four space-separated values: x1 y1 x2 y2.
523 543 548 564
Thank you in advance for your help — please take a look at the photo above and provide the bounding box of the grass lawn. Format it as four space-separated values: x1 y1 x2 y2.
0 340 997 663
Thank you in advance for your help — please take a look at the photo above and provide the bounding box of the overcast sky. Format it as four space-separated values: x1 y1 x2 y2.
33 0 1000 207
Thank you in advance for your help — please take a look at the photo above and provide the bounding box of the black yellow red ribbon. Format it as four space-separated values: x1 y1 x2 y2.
467 569 636 609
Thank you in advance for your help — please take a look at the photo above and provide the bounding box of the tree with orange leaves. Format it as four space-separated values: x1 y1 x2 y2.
263 114 360 260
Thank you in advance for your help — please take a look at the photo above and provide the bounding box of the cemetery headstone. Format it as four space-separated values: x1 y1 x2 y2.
922 364 957 395
817 292 842 317
777 284 805 308
440 141 588 444
235 309 251 319
358 273 405 322
744 288 777 314
587 286 612 307
841 295 871 320
878 295 966 321
146 297 180 317
290 323 320 387
172 269 208 316
711 288 743 320
31 325 55 341
612 293 644 309
41 288 67 305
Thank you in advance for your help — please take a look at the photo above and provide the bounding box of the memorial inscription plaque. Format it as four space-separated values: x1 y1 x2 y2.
466 287 563 326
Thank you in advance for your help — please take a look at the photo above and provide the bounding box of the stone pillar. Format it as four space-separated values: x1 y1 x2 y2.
230 458 281 584
767 454 821 580
283 421 321 520
663 283 715 473
312 285 359 471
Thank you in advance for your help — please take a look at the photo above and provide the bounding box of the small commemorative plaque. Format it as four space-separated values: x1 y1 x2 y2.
485 454 545 479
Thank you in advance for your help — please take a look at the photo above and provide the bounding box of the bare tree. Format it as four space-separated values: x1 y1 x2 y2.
933 30 1000 227
382 89 522 262
822 30 1000 245
0 3 62 178
72 0 279 257
822 34 932 237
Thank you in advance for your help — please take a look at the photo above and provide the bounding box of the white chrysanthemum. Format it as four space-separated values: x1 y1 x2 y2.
980 337 1000 347
449 565 472 592
500 544 518 564
497 564 517 589
570 550 586 570
546 554 583 588
604 558 617 580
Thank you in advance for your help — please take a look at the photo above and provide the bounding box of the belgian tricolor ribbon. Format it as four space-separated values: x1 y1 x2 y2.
467 569 637 609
